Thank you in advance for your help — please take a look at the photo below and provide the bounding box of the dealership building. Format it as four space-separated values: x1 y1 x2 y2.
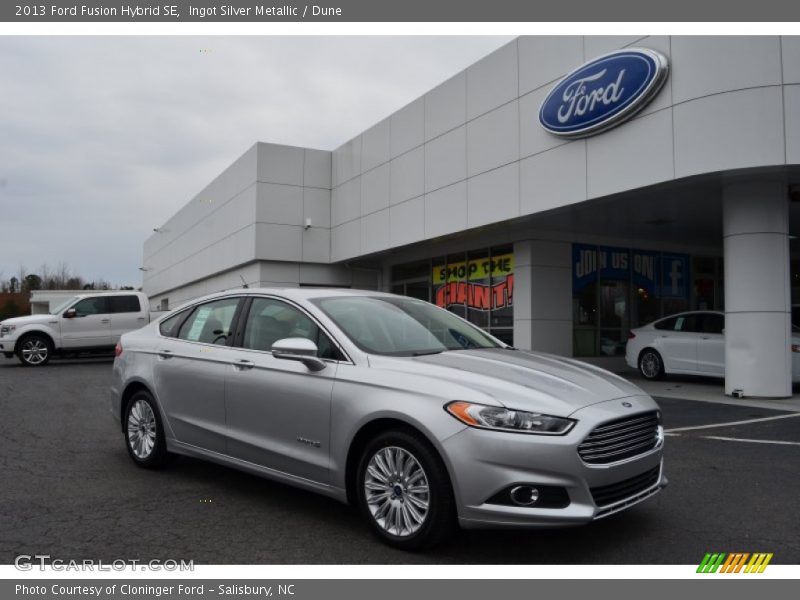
142 35 800 398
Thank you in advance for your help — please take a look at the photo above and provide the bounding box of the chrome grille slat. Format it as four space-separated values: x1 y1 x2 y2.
578 424 657 447
578 432 658 457
579 419 658 443
591 414 658 434
578 411 659 465
579 439 658 461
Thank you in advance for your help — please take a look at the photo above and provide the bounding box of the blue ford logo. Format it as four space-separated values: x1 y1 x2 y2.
539 48 669 139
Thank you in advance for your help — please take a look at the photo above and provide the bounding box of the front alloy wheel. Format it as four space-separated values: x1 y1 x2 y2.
357 430 455 550
639 349 665 380
124 391 167 468
364 446 430 537
18 335 51 366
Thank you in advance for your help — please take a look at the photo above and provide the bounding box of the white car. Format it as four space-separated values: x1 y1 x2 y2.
0 291 153 366
625 310 800 381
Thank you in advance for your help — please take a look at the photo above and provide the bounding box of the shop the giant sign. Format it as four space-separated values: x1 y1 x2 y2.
433 253 514 310
573 244 688 299
539 48 669 139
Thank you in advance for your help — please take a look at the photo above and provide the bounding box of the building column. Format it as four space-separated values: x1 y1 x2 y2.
513 240 573 355
723 181 791 398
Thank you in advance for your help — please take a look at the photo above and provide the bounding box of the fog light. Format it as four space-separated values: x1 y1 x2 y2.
510 486 540 506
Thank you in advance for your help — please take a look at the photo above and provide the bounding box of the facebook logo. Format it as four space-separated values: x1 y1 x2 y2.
661 255 688 298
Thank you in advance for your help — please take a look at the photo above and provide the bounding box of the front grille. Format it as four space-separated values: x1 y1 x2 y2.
590 465 661 507
578 411 660 465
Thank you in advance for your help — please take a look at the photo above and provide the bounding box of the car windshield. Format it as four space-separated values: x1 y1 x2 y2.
50 296 79 315
312 295 502 356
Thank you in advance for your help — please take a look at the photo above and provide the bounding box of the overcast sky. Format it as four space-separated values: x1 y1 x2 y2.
0 36 512 288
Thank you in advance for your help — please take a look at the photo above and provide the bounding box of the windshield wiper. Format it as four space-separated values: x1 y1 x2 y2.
411 349 444 356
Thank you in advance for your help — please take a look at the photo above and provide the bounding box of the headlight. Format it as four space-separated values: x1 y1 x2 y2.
0 324 15 337
445 401 576 435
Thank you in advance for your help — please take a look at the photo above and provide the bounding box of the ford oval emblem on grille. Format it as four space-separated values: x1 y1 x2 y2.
622 402 633 408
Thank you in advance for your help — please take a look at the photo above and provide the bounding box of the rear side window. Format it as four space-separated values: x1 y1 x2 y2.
654 317 677 331
159 310 188 338
675 314 701 333
177 298 241 345
110 295 141 313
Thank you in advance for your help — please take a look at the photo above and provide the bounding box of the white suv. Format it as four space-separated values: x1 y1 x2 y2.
0 291 151 366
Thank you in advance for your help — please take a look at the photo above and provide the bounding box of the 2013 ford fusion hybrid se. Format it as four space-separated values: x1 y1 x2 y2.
111 288 666 549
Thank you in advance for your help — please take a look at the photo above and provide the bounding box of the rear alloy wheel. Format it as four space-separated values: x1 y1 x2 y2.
639 349 665 380
357 430 455 550
124 391 168 469
17 334 52 367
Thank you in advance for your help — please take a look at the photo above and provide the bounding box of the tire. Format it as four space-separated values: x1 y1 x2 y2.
356 429 456 551
123 390 168 469
639 348 665 380
16 333 53 367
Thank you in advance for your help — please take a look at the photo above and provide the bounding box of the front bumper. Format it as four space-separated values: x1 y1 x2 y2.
442 397 666 529
0 335 19 353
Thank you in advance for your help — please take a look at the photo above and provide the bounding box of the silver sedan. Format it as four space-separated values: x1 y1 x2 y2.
110 288 666 549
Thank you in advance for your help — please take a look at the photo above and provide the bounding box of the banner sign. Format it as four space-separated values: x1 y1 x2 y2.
573 243 688 299
433 253 514 311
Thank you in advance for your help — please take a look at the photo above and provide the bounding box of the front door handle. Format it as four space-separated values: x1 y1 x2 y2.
232 359 255 371
158 349 174 359
101 318 111 324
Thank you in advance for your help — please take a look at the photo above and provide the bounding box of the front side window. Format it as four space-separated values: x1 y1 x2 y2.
702 313 725 334
73 297 110 316
242 297 340 360
177 298 241 345
313 295 502 356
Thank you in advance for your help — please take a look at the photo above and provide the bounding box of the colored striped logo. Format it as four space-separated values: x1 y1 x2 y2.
697 553 773 573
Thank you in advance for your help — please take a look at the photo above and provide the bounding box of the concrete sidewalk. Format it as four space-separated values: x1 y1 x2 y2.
579 356 800 412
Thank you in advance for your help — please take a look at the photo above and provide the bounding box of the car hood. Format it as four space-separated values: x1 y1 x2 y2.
0 314 56 327
369 348 648 416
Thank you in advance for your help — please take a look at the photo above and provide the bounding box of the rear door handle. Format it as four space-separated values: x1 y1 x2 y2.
158 349 174 359
232 359 255 370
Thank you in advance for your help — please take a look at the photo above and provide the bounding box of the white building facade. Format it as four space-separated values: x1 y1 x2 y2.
143 35 800 398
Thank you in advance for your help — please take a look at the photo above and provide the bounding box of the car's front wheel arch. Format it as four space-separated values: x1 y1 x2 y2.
344 418 455 508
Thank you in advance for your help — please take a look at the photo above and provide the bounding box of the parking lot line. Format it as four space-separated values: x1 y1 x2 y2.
698 435 800 446
664 412 800 433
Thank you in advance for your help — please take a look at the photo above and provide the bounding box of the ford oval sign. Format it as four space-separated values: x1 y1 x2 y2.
539 48 669 139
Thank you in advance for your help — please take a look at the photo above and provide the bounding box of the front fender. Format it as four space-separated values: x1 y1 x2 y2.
9 322 61 351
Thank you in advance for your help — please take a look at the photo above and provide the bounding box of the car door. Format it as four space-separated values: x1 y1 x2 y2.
656 314 700 373
109 295 147 343
60 296 113 348
697 313 725 376
151 296 244 454
223 296 341 484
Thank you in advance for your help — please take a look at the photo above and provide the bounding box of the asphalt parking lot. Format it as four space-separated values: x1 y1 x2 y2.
1 355 799 564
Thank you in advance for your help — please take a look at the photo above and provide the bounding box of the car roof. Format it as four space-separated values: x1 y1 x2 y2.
653 310 724 323
172 287 396 309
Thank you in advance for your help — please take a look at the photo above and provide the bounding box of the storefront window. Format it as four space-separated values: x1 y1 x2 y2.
573 243 698 357
392 245 514 345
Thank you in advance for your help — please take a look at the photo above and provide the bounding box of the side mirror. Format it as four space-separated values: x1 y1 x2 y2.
271 337 326 372
63 308 77 319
